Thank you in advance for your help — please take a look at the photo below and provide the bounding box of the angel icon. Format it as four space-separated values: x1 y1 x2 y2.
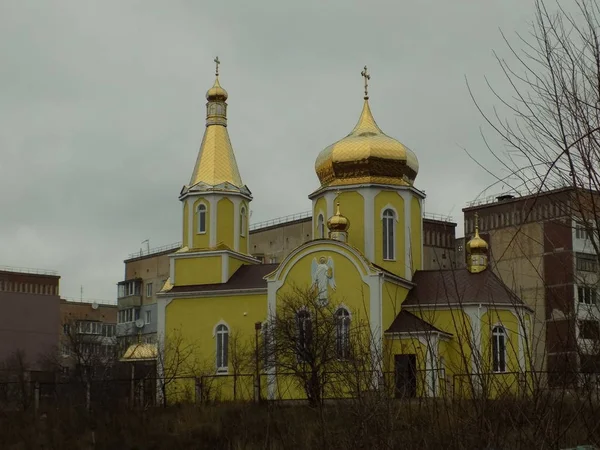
311 256 336 305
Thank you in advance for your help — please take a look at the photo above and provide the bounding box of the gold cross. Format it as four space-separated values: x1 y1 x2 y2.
361 65 370 99
214 56 220 77
474 212 480 233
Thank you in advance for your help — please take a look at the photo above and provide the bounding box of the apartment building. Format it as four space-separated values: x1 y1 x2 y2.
59 300 117 373
463 187 600 378
0 267 61 369
116 242 179 351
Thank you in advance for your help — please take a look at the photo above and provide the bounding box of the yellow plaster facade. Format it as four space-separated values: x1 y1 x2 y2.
157 66 534 404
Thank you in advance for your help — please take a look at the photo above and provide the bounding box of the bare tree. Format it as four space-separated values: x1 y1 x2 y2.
155 329 196 407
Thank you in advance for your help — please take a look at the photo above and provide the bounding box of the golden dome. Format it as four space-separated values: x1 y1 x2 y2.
466 214 488 253
327 202 350 232
315 99 419 188
206 77 228 101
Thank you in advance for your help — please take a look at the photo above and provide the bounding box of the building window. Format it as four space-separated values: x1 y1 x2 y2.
335 308 351 360
146 282 153 298
576 222 592 240
382 209 395 260
576 253 598 273
216 324 229 373
296 310 312 363
145 310 152 324
577 285 597 305
240 206 247 237
317 214 325 239
197 203 207 234
579 320 600 340
492 326 507 373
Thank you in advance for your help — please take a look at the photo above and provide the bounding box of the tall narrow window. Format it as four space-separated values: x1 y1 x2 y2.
317 214 325 239
216 324 229 373
296 310 312 363
492 326 507 372
382 209 395 260
146 282 153 298
240 206 247 237
335 308 351 360
197 204 207 234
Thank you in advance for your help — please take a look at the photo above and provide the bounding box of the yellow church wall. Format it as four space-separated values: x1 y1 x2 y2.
374 191 405 276
276 250 371 321
165 292 268 402
174 256 221 286
217 198 234 247
410 197 422 272
337 191 364 253
228 254 248 280
239 201 249 254
313 196 327 238
192 198 210 249
182 202 189 247
381 280 409 331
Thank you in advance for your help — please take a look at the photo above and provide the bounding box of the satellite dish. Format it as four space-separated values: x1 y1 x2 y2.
135 318 145 329
91 302 99 310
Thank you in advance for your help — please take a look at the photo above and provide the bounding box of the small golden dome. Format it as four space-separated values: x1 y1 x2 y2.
206 77 228 101
466 214 488 253
315 99 419 188
327 202 350 232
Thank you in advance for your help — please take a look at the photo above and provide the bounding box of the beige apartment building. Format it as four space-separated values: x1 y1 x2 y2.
463 187 600 379
116 243 179 351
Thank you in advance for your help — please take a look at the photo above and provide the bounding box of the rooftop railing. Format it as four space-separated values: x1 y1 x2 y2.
423 212 454 223
250 210 312 232
62 297 117 306
465 180 571 208
0 265 59 276
127 242 182 260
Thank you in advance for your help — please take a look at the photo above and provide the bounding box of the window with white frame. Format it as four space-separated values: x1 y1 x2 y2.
576 253 598 273
492 326 507 373
382 209 395 260
145 310 152 324
335 308 351 360
578 285 598 305
317 214 325 239
296 310 312 363
197 203 207 234
215 324 229 373
240 206 247 237
146 282 153 298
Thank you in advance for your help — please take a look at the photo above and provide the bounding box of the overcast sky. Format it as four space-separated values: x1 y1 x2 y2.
0 0 540 302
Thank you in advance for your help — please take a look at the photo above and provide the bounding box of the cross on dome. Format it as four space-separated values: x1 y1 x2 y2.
361 65 371 99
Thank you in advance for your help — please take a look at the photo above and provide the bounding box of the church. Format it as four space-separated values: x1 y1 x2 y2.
156 60 533 402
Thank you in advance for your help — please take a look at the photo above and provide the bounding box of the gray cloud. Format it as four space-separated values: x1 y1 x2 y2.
0 0 537 301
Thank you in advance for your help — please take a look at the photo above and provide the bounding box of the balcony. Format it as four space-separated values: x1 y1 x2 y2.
117 279 142 308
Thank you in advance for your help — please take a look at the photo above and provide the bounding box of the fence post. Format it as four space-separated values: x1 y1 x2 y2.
34 382 40 415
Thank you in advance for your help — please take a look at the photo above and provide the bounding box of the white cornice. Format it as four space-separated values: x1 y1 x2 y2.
309 183 426 200
158 287 266 298
171 249 260 265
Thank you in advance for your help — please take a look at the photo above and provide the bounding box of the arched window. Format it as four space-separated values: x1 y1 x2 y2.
382 209 395 260
240 206 247 237
215 324 229 373
197 204 207 234
492 326 507 373
317 214 325 239
335 308 351 360
296 310 312 363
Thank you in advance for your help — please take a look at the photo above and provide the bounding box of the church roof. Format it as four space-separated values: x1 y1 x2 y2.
169 263 278 293
385 310 450 335
402 268 528 309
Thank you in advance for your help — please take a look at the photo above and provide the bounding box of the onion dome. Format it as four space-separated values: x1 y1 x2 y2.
314 66 419 188
206 77 228 102
327 202 350 232
466 213 489 273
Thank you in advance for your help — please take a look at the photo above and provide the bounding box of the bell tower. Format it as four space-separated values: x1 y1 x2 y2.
168 58 257 289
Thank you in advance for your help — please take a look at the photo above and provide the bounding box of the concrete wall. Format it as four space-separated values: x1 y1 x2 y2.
249 218 312 263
